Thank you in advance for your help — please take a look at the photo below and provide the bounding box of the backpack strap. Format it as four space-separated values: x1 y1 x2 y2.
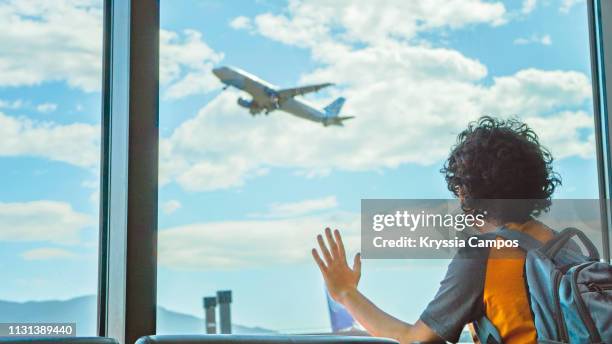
543 227 600 260
474 315 503 344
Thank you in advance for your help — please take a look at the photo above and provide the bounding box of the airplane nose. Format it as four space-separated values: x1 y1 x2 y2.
212 67 225 78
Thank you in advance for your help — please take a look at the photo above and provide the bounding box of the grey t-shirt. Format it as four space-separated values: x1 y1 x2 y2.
419 246 490 343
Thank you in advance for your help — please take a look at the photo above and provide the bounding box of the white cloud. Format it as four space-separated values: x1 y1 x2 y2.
21 247 77 260
81 179 98 189
156 0 593 192
173 158 252 191
0 0 570 189
89 190 99 204
229 16 253 30
521 0 537 14
162 200 182 215
525 111 595 159
0 99 23 109
0 0 223 99
81 178 99 204
251 196 338 218
160 29 224 99
0 201 93 244
161 65 592 191
0 0 103 91
159 45 490 190
514 34 552 46
560 0 582 13
0 111 99 168
249 0 506 49
36 102 58 113
480 69 590 115
159 212 359 269
294 168 331 179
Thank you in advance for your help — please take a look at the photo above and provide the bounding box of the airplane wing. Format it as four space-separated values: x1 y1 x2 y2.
277 83 334 99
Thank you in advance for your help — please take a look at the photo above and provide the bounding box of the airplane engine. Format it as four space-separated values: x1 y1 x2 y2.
237 97 252 109
238 97 262 115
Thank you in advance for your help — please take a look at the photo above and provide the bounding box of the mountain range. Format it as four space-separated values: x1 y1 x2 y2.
0 295 275 336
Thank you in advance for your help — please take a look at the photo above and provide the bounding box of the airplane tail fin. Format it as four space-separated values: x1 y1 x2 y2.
323 97 353 126
326 289 358 332
324 97 346 117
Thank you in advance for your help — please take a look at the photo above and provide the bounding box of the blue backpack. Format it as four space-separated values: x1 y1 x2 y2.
474 227 612 344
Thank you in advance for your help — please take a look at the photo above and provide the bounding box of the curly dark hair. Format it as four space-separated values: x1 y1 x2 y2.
441 116 561 223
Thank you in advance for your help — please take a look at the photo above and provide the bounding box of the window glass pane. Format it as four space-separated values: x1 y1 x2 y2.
158 0 597 339
0 0 102 336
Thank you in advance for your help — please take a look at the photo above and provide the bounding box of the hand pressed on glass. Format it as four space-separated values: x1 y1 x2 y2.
311 227 361 303
310 227 441 344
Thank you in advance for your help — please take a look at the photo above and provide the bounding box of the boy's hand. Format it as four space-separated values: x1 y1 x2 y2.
312 227 361 304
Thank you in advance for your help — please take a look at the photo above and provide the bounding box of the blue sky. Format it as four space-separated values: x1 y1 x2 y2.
0 0 600 335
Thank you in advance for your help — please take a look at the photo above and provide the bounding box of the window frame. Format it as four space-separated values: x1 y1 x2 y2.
97 0 612 341
98 0 160 342
588 0 612 262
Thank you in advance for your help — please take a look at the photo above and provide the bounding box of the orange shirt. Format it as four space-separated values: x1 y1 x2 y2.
420 220 555 343
483 220 554 343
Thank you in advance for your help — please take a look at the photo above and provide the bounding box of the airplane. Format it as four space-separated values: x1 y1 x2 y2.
325 290 366 335
212 66 354 127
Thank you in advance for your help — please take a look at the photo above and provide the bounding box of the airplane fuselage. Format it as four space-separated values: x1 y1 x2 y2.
279 97 325 123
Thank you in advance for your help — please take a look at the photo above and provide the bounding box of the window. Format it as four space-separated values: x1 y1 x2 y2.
0 0 608 342
0 0 103 336
156 1 599 338
156 0 599 337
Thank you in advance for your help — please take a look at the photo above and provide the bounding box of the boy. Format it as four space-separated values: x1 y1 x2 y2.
312 116 561 343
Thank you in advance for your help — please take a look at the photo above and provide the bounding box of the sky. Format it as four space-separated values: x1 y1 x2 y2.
0 0 601 335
